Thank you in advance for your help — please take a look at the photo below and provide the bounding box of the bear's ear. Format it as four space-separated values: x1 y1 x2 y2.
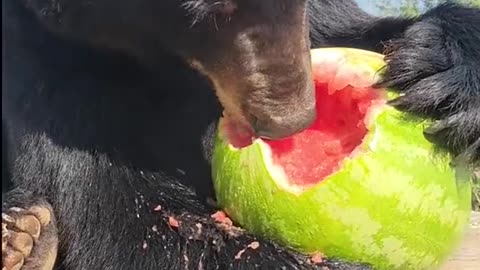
182 0 238 26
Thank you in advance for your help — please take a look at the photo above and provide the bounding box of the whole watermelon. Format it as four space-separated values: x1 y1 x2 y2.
211 48 472 270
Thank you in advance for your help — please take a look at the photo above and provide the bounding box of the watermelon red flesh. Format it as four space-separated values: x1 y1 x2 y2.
264 81 382 187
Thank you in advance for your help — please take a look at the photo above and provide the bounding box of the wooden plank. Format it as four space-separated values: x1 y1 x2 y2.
439 211 480 270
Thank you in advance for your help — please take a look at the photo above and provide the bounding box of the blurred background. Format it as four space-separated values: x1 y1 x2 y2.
354 0 480 210
358 0 479 16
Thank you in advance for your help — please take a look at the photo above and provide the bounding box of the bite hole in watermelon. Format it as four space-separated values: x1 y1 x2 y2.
264 82 383 188
222 51 386 189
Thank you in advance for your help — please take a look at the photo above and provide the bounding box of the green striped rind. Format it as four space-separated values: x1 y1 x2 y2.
211 48 472 270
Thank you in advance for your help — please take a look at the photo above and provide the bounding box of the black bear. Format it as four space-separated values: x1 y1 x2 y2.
2 0 479 269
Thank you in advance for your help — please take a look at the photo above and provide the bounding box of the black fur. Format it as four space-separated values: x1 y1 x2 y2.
2 0 479 270
377 3 480 163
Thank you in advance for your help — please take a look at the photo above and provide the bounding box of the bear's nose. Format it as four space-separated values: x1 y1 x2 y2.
252 107 316 140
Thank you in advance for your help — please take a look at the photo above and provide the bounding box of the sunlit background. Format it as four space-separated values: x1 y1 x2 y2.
353 0 480 210
356 0 480 16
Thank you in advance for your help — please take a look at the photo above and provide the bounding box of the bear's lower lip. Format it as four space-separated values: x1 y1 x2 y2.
221 117 255 148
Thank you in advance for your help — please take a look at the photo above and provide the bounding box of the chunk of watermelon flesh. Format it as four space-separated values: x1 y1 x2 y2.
264 81 382 187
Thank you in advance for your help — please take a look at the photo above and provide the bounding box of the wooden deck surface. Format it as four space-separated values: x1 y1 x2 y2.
439 211 480 270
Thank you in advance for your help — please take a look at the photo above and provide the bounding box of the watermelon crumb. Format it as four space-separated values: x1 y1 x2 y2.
234 241 261 260
211 210 243 237
234 248 246 260
310 252 325 264
211 210 232 224
211 210 234 226
248 241 260 249
211 210 227 220
168 216 179 228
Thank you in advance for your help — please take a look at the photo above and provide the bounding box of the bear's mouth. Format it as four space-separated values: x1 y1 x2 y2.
221 115 256 149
